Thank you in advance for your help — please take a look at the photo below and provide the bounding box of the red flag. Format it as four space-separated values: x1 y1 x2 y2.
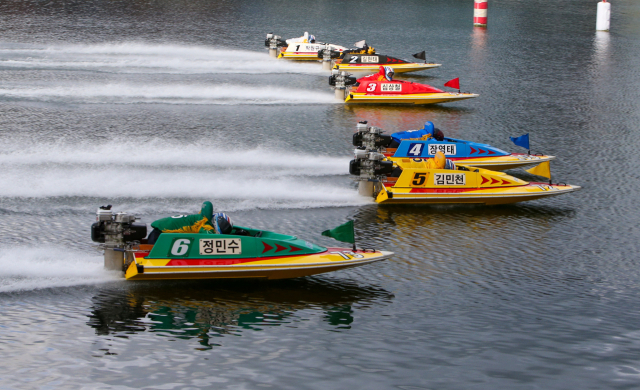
444 77 460 90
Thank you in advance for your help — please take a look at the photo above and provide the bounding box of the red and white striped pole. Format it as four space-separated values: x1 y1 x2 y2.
474 0 488 27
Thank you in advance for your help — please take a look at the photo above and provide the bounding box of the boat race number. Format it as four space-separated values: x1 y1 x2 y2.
408 143 424 156
366 83 377 92
381 83 402 92
170 238 191 256
360 56 379 63
199 239 242 255
428 144 457 155
434 173 466 185
412 172 427 185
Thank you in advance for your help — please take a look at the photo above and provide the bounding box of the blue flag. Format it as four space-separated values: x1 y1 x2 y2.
510 134 530 150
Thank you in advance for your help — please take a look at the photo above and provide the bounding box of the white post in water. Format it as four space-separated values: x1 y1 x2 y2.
596 1 611 31
474 0 488 27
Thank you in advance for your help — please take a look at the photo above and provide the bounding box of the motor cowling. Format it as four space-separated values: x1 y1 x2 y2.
92 205 147 271
352 121 393 149
329 70 357 88
317 49 342 59
265 33 287 49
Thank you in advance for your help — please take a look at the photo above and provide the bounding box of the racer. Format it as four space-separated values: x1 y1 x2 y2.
356 66 395 84
146 201 233 244
426 151 456 170
388 122 445 148
389 151 456 178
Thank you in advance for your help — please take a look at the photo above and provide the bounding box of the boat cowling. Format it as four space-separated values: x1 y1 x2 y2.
355 80 444 94
145 228 326 260
393 138 510 159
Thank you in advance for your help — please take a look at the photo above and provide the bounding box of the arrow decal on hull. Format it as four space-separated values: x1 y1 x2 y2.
470 147 477 154
481 176 490 185
491 178 500 185
289 245 303 252
262 242 273 254
275 243 287 253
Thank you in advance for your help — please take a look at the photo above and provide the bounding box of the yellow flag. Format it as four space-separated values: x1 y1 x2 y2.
526 161 551 179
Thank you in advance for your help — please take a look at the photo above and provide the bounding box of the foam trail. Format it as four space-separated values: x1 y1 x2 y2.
0 83 336 105
0 42 325 75
0 141 366 210
0 166 363 202
0 142 348 170
0 246 119 293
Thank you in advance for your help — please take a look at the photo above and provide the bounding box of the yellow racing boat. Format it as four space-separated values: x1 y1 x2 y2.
91 207 392 280
350 150 580 205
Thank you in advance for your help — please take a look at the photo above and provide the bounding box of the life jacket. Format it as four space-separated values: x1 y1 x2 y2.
150 201 215 234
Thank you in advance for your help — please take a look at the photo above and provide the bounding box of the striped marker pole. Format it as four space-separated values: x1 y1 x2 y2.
474 0 488 27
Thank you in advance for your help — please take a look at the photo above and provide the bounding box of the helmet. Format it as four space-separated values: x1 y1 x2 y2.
433 128 444 141
384 66 394 81
309 35 316 43
444 159 456 170
214 212 233 234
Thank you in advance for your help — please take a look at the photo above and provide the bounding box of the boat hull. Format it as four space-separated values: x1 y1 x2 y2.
125 248 394 281
389 154 556 171
334 63 441 74
345 92 479 105
278 52 323 61
376 183 581 205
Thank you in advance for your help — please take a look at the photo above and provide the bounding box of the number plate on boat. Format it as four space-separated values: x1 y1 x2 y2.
381 83 402 92
434 173 466 185
360 56 379 63
428 144 457 155
200 238 242 255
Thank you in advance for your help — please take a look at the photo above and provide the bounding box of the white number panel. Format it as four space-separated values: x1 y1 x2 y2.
360 56 379 63
302 44 322 52
428 144 457 155
434 173 466 186
381 83 402 92
199 238 242 255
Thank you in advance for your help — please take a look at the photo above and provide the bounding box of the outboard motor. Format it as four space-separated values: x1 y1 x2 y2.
352 121 392 149
317 48 342 59
350 121 395 197
350 149 394 197
329 69 357 100
91 205 147 271
265 33 287 57
319 44 339 70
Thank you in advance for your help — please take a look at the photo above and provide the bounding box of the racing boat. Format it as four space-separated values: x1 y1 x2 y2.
91 206 392 280
266 32 348 60
330 67 478 105
349 124 580 205
318 41 440 74
333 53 440 74
353 121 555 171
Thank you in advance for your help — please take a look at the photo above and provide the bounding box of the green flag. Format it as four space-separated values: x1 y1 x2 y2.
322 220 355 244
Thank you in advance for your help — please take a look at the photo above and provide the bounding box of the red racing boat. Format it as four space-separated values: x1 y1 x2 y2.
330 66 478 105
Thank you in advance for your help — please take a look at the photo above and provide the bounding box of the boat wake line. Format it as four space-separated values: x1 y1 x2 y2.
0 42 325 75
0 83 337 105
0 246 118 293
